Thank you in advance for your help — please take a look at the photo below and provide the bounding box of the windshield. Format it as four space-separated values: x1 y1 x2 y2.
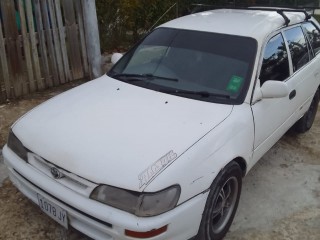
108 28 257 104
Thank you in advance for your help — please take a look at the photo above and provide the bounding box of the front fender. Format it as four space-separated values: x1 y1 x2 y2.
144 103 254 204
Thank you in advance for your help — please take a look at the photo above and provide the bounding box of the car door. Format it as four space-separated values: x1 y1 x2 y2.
284 25 320 122
251 26 314 163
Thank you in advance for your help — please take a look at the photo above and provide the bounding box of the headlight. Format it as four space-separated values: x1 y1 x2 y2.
7 129 28 162
90 185 180 217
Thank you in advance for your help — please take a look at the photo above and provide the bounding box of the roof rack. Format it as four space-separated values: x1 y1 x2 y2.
191 5 312 26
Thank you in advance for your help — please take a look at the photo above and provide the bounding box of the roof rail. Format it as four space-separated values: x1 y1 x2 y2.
191 5 312 26
276 10 291 26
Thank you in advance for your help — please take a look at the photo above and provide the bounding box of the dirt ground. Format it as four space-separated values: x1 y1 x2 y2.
0 81 319 240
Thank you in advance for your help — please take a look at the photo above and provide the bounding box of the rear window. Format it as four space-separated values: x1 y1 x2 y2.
284 26 310 72
302 22 320 55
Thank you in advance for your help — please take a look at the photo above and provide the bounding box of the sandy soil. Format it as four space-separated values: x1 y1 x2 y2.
0 81 319 239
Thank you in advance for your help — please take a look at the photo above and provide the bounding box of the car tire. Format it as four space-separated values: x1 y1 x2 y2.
195 161 242 240
295 89 319 133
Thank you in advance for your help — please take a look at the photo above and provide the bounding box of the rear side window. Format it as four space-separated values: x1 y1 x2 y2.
284 26 310 72
260 34 289 85
302 22 320 55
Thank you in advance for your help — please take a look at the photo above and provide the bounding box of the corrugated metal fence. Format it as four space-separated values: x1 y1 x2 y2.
0 0 90 103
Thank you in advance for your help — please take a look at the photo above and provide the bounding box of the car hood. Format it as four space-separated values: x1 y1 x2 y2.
13 76 233 192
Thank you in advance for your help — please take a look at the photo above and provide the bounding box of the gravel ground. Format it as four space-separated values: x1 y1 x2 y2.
0 80 319 239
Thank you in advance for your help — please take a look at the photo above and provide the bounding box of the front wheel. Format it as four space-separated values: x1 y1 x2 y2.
195 161 242 240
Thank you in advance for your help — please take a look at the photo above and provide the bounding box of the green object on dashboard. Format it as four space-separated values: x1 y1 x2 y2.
226 75 244 93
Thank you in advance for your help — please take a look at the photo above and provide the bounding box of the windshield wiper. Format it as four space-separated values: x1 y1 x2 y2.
160 89 230 99
111 73 178 82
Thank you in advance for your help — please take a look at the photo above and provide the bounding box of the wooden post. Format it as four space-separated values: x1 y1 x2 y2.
25 0 44 90
82 0 101 79
18 0 35 93
54 0 71 82
42 0 60 86
62 0 83 80
48 0 65 84
0 15 11 99
34 0 52 87
75 0 89 77
1 0 24 97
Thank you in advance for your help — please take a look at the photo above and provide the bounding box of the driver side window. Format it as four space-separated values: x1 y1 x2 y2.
259 34 290 85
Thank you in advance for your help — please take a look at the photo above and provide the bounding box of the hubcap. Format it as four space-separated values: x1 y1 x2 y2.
210 176 238 234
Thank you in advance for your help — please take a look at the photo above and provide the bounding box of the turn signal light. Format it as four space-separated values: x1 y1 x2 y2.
125 225 168 238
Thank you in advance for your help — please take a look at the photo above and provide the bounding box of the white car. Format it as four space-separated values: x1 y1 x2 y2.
3 7 320 240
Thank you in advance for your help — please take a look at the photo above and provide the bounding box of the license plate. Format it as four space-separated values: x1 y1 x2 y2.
37 193 68 229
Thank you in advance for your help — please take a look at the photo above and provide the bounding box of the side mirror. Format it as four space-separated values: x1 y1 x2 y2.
111 53 123 64
260 80 289 99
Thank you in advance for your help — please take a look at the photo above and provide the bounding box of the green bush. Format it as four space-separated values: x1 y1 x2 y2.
96 0 181 52
96 0 320 52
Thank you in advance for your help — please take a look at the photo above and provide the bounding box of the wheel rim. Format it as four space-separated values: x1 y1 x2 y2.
210 176 239 234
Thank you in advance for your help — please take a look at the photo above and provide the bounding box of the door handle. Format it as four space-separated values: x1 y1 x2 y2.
289 90 296 100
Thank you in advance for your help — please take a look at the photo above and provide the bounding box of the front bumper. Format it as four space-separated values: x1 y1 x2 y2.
3 145 208 240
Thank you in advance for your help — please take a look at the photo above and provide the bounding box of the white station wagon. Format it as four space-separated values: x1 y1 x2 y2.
3 7 320 240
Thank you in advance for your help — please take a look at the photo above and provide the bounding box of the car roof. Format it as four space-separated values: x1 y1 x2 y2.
160 9 308 41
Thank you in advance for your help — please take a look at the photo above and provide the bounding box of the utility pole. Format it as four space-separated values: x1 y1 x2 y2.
82 0 102 78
